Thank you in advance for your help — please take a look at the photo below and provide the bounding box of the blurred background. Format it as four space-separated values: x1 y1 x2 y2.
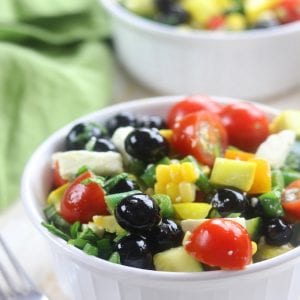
0 0 300 299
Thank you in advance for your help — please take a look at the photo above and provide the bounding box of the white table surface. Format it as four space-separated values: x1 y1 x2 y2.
0 60 299 300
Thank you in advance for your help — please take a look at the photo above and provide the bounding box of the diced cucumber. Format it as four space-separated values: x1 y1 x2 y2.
97 238 113 260
109 252 121 264
245 217 262 242
153 246 203 272
254 239 294 262
259 188 284 218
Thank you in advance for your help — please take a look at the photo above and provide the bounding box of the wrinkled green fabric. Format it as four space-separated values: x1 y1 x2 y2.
0 0 112 210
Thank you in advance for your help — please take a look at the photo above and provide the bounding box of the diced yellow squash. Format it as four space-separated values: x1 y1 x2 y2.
210 158 257 192
47 183 69 207
248 158 272 194
178 182 196 202
173 203 212 219
93 215 125 235
270 110 300 138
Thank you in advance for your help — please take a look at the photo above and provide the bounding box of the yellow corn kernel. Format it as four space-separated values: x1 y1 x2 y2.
159 129 173 142
180 162 199 182
166 182 180 202
252 241 258 255
154 182 166 194
169 163 182 183
179 182 196 202
156 164 172 185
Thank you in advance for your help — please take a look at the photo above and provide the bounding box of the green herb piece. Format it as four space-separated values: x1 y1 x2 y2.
259 187 284 218
108 252 121 264
104 173 129 192
152 194 174 218
105 190 141 213
113 231 128 243
127 159 146 176
68 238 89 249
70 221 81 239
42 222 70 241
81 176 105 187
83 243 98 256
271 169 285 190
97 238 113 260
43 205 70 232
282 170 300 186
76 165 90 177
78 228 99 244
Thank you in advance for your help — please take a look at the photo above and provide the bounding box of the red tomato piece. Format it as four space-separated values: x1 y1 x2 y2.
60 171 108 223
185 219 252 270
53 161 68 188
282 179 300 222
276 0 300 23
207 15 226 30
171 111 228 167
167 95 222 128
220 102 270 152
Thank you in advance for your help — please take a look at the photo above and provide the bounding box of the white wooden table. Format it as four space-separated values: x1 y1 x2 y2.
0 61 299 300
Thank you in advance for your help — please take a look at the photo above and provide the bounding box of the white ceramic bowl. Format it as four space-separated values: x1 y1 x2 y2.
22 96 300 300
100 0 300 100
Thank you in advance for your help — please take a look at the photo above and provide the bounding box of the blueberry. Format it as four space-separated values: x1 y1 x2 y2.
109 178 139 194
147 218 184 253
155 0 177 13
115 193 161 233
106 112 138 135
264 218 294 246
66 122 107 150
210 188 247 217
125 128 169 163
87 137 117 152
115 234 154 270
137 115 166 130
154 5 189 26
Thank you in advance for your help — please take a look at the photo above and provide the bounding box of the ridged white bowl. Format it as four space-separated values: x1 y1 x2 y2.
100 0 300 100
22 96 300 300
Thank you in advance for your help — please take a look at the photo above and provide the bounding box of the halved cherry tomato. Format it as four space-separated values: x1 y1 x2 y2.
60 171 108 223
185 219 252 270
276 0 300 23
206 15 226 30
171 111 228 167
282 179 300 222
220 102 270 152
53 160 67 188
167 95 222 128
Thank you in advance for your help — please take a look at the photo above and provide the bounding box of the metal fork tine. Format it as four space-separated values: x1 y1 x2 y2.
0 236 37 292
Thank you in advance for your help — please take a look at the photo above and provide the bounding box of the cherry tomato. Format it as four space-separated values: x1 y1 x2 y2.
60 171 108 223
171 111 228 167
53 160 68 188
276 0 300 23
220 102 270 152
167 96 222 128
185 219 252 270
206 16 226 30
282 179 300 222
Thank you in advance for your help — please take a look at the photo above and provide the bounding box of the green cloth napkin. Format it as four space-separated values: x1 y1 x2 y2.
0 0 112 210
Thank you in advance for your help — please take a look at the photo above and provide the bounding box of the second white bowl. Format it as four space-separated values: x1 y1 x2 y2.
101 0 300 100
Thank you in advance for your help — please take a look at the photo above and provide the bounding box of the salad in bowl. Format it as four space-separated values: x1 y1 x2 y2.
22 95 300 300
41 95 300 272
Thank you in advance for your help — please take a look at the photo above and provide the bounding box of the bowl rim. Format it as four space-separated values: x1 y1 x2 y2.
100 0 300 41
21 95 300 284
